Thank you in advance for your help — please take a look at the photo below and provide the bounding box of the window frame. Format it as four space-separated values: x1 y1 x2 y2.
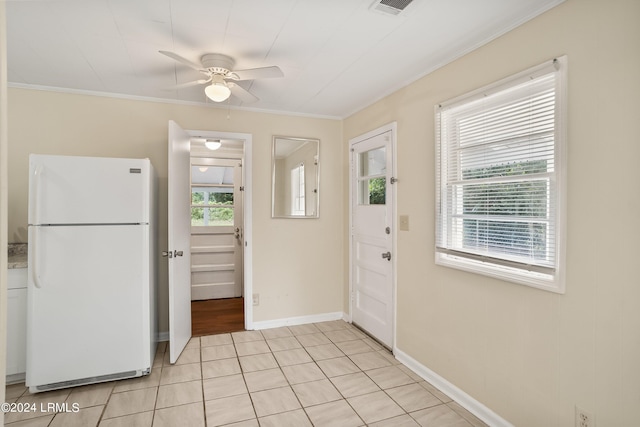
435 56 567 293
358 146 387 206
290 162 306 216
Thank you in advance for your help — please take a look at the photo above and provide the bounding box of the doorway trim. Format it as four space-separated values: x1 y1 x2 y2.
186 129 254 330
348 122 397 350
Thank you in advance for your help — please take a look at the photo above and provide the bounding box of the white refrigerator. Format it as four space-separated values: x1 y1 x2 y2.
27 154 157 393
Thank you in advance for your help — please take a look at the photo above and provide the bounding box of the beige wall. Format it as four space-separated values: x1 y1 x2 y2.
7 89 344 331
343 0 640 425
6 0 640 424
1 1 9 422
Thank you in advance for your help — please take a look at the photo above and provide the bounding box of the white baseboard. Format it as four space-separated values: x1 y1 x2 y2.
251 311 345 330
394 348 513 427
157 331 169 342
6 373 26 385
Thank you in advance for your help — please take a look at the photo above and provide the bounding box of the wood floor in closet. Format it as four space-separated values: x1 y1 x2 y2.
191 297 245 336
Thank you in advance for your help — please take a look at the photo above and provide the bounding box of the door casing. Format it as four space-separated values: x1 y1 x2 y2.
348 122 397 350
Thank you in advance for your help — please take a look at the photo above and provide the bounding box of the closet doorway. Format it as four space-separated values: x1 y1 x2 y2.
189 137 245 336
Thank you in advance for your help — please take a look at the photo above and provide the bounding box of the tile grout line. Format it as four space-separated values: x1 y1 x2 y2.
279 328 321 426
349 344 451 426
234 329 262 425
316 337 369 426
325 329 406 426
320 323 453 425
245 327 315 424
150 351 163 427
196 336 208 427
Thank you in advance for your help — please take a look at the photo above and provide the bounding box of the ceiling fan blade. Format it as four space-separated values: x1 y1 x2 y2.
231 66 284 81
172 78 211 89
159 50 205 72
228 83 259 103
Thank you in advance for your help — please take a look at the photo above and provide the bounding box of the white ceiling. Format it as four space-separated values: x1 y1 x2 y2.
6 0 564 119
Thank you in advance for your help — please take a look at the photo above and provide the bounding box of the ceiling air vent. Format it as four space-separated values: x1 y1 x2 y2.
370 0 415 16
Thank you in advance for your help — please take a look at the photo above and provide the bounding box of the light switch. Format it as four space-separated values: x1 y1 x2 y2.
399 215 409 231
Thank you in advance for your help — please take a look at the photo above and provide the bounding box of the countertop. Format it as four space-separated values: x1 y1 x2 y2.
8 243 27 269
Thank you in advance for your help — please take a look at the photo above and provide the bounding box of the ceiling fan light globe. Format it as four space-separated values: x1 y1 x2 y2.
205 82 231 102
205 140 222 150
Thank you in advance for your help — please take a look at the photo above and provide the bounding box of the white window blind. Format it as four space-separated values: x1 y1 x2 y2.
435 57 566 292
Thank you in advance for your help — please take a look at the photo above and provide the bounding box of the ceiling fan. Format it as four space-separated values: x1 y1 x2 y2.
160 51 284 103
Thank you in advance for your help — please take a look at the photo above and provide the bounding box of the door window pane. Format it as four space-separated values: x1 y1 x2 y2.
191 175 234 226
191 207 234 226
359 147 386 177
359 177 386 205
191 187 234 205
358 146 386 205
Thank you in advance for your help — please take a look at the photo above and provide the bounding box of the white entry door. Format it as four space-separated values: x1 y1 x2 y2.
350 127 395 348
190 158 244 300
167 120 192 363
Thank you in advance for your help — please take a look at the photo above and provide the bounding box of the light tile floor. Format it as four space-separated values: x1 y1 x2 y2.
4 320 488 426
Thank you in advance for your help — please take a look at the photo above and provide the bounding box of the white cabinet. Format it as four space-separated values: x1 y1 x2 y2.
7 268 27 379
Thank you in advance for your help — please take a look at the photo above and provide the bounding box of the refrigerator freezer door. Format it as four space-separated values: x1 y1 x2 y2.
26 224 151 390
29 155 151 225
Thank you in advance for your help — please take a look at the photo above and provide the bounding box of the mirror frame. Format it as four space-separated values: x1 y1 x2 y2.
271 136 320 219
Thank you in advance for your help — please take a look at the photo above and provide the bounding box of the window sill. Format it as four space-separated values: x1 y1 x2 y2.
435 252 565 294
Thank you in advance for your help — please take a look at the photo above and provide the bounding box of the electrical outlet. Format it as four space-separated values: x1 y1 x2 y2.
575 406 594 427
252 293 259 306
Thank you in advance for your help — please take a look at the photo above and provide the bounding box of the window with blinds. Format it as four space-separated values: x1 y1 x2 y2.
435 57 567 292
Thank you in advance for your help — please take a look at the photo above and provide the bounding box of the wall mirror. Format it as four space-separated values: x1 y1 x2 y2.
272 136 319 218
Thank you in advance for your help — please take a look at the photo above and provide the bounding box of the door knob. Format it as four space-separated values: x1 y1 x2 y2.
381 251 391 261
174 250 184 257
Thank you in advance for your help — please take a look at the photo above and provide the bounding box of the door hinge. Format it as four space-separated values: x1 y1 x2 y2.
239 186 245 191
390 177 398 184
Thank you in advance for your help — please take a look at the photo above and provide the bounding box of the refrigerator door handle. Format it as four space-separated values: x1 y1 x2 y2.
31 226 42 288
31 164 44 288
31 164 43 226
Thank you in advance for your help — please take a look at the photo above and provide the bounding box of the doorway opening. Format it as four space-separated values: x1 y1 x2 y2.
168 122 254 362
189 136 245 336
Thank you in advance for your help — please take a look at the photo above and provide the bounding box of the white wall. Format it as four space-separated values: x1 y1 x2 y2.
343 0 640 425
6 89 344 332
